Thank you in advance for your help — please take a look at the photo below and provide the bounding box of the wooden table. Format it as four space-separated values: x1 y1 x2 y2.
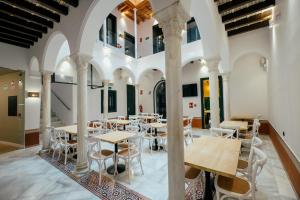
184 136 241 200
149 123 167 151
107 119 130 130
56 125 99 135
220 120 248 131
93 131 136 175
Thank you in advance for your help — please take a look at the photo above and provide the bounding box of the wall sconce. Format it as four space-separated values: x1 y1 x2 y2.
27 92 40 98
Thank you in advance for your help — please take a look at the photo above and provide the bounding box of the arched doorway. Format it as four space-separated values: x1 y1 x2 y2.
154 80 166 118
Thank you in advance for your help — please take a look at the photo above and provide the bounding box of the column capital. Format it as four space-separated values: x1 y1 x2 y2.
41 71 53 76
70 53 92 70
103 80 111 86
154 2 189 40
222 72 230 81
206 58 220 73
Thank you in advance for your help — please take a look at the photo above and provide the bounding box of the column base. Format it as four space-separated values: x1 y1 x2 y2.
38 148 50 155
73 161 89 177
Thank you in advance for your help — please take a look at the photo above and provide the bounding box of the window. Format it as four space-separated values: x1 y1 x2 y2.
99 14 117 47
124 32 135 58
101 90 117 113
187 17 200 43
153 24 165 54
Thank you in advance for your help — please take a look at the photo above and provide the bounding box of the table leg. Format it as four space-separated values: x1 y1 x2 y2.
151 128 162 151
203 171 213 200
107 143 125 175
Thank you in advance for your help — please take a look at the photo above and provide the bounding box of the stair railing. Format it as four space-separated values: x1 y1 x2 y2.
51 90 71 111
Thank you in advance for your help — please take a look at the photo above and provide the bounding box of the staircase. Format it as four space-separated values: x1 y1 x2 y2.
40 109 64 128
51 111 64 127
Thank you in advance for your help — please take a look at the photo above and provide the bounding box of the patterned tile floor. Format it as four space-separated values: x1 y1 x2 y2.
0 129 297 200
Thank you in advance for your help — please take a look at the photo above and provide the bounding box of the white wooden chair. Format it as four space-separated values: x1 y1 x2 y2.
215 147 267 200
184 117 194 145
56 130 78 165
117 135 144 184
238 137 263 179
48 127 59 158
185 165 203 200
85 137 114 185
210 127 235 139
141 123 156 154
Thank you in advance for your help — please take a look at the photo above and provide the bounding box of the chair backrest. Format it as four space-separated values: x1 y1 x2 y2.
210 128 235 139
252 119 260 137
85 135 101 156
47 127 55 143
118 116 126 120
128 135 142 156
55 129 68 144
252 136 263 149
250 147 267 185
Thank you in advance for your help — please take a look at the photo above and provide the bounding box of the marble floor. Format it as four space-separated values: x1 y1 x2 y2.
0 129 297 200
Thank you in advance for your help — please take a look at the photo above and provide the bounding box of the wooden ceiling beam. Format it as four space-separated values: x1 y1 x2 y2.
218 0 256 14
0 0 60 22
0 32 34 45
222 0 275 23
225 10 272 31
0 27 38 42
0 20 42 38
61 0 79 8
0 12 47 33
0 37 30 48
0 3 53 28
36 0 69 15
228 19 269 36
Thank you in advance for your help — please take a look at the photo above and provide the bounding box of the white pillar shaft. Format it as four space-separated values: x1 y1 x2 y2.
223 75 230 120
135 84 139 115
41 73 51 150
155 4 188 200
103 80 109 120
74 55 90 174
103 19 107 46
134 8 138 59
208 60 220 127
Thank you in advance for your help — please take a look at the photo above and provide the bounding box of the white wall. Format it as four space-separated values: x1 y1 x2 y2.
0 42 42 131
139 70 164 113
230 53 268 119
269 0 300 160
182 61 209 118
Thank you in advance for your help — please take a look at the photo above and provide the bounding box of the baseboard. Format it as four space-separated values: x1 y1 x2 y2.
0 140 23 148
266 122 300 198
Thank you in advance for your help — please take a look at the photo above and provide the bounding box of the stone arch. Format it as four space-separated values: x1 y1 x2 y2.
232 51 270 69
137 67 165 84
76 0 123 55
42 31 70 72
112 66 136 84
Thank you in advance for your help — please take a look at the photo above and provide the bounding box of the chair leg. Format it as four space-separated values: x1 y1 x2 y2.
96 161 102 185
64 147 68 165
52 146 56 159
139 156 144 175
58 146 62 161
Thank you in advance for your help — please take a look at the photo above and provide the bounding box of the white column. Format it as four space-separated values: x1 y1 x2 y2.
41 71 52 151
222 73 230 120
135 84 139 115
134 8 138 59
72 54 91 174
103 18 107 46
207 58 221 128
103 80 109 120
154 3 189 200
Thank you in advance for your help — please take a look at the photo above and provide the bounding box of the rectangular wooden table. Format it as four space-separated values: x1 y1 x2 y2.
220 120 248 131
184 136 241 200
56 125 99 135
92 131 136 175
